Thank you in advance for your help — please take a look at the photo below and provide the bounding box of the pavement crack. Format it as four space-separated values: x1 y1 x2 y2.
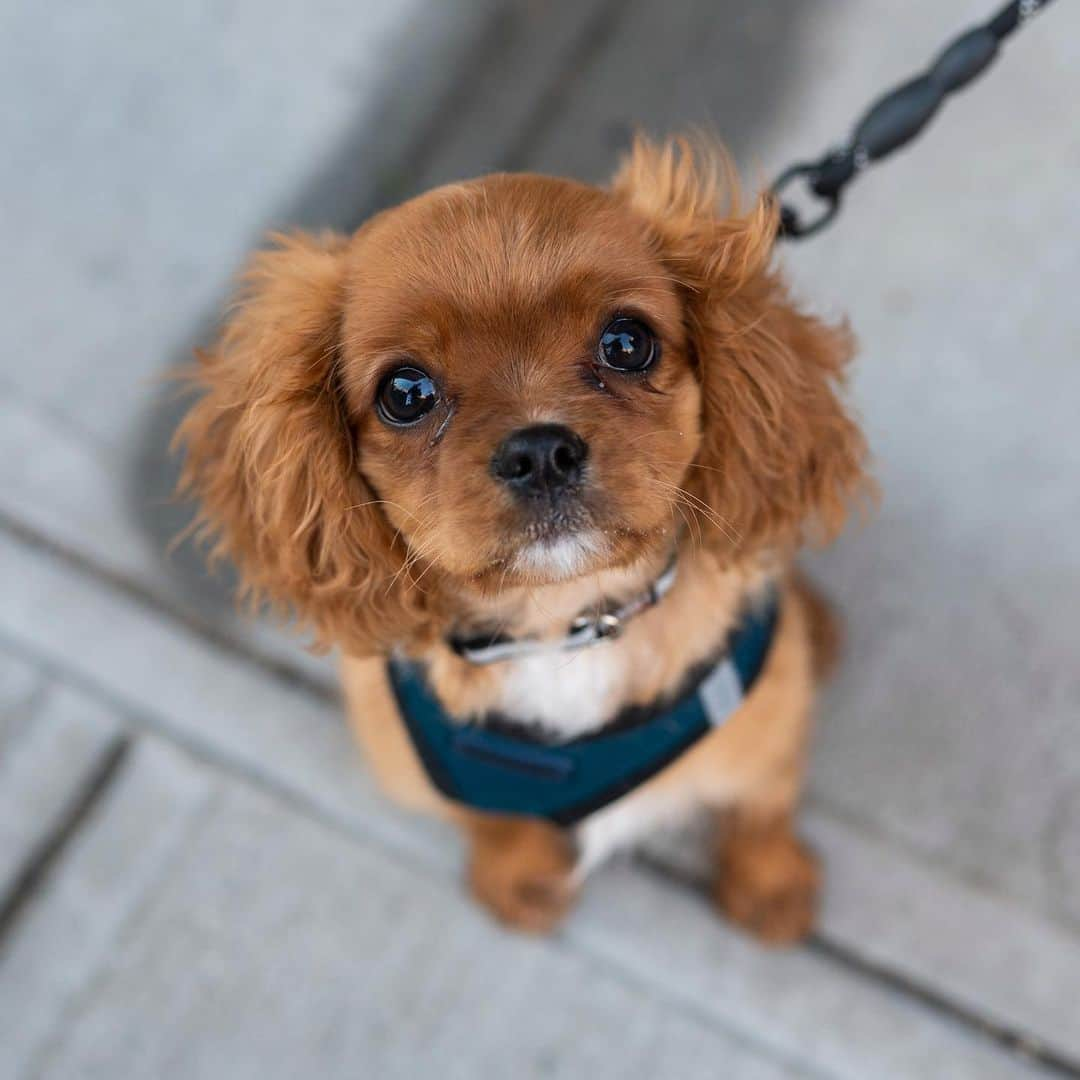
0 507 338 708
0 736 132 950
806 935 1080 1079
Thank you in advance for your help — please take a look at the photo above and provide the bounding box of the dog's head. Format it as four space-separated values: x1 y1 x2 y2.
177 138 867 653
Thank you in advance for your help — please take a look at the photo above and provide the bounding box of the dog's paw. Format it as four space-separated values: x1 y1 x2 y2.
466 818 577 934
714 829 820 946
469 862 576 934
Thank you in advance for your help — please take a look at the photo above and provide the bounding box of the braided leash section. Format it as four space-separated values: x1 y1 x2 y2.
773 0 1055 239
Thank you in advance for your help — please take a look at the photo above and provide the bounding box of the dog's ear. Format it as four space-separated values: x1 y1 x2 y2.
612 136 870 554
174 231 423 654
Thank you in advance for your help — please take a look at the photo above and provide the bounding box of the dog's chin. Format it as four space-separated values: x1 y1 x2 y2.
512 528 607 583
463 517 669 592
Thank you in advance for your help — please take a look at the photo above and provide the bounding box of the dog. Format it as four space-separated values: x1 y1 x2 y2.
176 137 868 942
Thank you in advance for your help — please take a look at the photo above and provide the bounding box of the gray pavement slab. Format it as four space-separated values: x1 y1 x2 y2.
576 864 1044 1080
807 812 1080 1064
0 737 214 1074
0 526 455 873
28 774 796 1080
371 0 623 197
0 662 124 912
0 395 337 687
517 0 818 181
0 649 44 749
2 0 497 452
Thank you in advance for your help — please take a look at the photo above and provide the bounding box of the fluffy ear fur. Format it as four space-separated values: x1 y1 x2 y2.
612 136 870 555
174 232 423 654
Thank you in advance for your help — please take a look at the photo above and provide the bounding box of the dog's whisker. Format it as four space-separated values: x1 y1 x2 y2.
384 530 441 596
623 427 690 448
648 477 741 545
386 492 441 554
663 487 705 548
346 497 421 519
669 497 699 548
404 554 439 596
663 484 739 541
644 455 729 479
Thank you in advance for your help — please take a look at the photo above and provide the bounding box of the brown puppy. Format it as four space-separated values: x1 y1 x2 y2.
176 137 868 942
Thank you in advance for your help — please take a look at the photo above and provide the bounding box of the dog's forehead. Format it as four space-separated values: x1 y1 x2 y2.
342 174 669 348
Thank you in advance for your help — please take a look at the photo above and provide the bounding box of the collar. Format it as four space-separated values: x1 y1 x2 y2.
449 558 679 665
388 586 781 826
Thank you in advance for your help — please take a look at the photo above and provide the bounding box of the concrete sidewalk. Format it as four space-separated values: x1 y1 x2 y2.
2 1 1079 1077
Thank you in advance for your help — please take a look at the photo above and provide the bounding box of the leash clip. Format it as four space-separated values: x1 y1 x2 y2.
772 162 841 239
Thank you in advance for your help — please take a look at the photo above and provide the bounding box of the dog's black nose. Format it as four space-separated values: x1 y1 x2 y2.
491 423 588 497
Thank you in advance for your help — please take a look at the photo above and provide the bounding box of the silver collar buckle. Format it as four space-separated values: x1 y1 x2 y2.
455 556 677 666
570 610 623 646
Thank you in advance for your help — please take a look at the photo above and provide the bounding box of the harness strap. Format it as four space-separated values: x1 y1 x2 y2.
388 589 780 826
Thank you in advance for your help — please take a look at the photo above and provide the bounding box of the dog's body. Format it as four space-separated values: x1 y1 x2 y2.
177 139 868 942
343 562 833 936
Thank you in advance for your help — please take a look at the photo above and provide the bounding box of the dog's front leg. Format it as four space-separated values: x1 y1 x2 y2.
713 797 820 946
703 581 825 945
462 813 578 934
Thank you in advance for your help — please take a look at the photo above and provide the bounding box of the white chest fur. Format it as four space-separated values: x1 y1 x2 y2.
493 635 700 874
494 638 627 739
443 552 767 872
573 781 700 878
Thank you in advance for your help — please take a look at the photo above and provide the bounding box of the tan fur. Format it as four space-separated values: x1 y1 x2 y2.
463 814 578 934
177 136 871 942
715 813 821 945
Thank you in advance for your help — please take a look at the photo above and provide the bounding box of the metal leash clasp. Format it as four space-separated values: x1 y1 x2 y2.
772 162 841 239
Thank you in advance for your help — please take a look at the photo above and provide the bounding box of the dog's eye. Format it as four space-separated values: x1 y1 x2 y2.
376 366 440 426
597 317 657 372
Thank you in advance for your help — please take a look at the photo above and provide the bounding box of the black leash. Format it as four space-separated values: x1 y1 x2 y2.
772 0 1056 240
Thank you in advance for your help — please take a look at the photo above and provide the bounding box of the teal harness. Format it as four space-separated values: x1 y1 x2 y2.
387 590 779 826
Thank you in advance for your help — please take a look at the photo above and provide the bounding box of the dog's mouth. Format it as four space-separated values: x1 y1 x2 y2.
462 511 666 591
454 478 671 590
498 503 667 585
503 502 602 580
513 526 606 580
519 501 590 541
